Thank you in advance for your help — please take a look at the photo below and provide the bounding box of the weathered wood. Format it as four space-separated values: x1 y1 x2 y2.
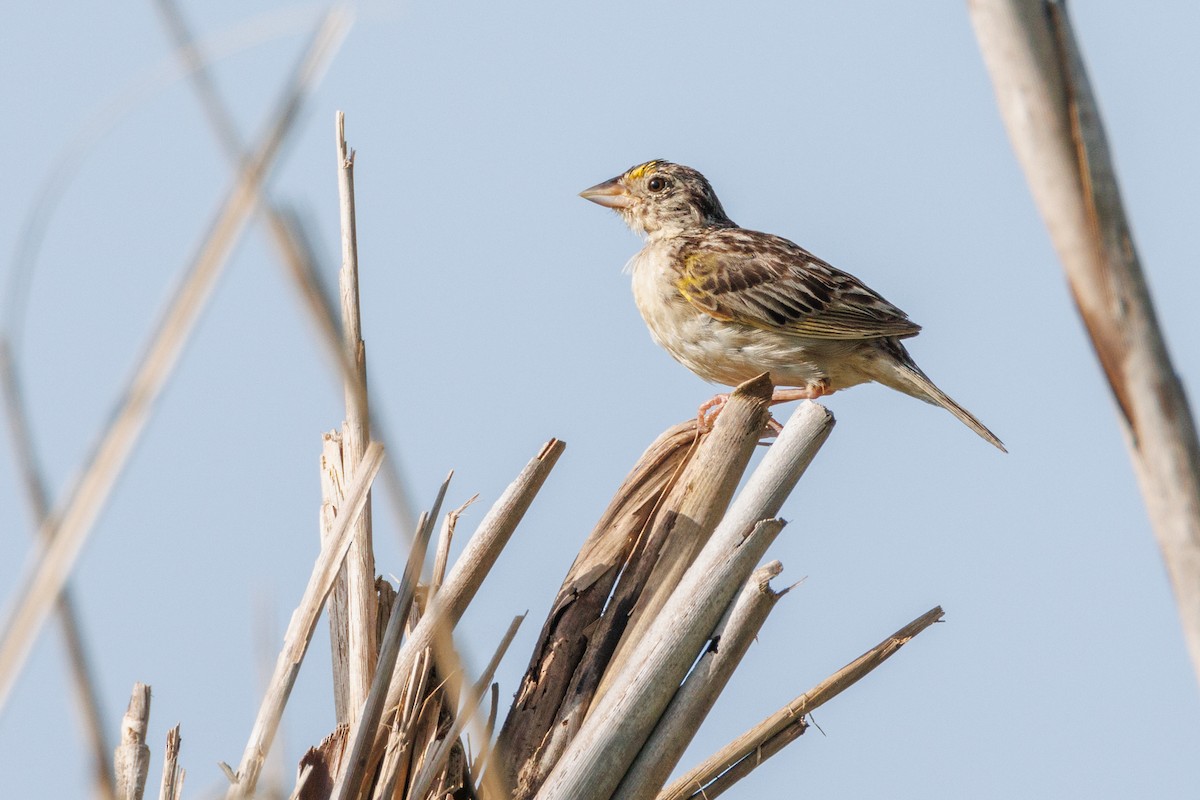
494 420 700 795
969 0 1200 684
158 724 184 800
334 111 378 726
535 402 834 800
612 562 786 800
114 683 151 800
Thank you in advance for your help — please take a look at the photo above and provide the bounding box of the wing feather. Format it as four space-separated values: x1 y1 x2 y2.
675 229 921 341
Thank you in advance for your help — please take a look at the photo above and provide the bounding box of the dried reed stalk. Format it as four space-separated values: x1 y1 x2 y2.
226 442 384 799
660 606 945 800
969 0 1200 683
610 561 788 800
158 725 184 800
334 111 378 723
115 683 151 800
0 10 349 712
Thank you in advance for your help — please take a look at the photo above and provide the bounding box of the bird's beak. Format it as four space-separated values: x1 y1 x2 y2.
579 178 633 209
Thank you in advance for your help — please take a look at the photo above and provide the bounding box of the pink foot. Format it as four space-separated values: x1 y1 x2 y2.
696 393 730 433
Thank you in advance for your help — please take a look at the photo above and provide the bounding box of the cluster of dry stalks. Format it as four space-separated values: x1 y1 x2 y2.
97 116 944 800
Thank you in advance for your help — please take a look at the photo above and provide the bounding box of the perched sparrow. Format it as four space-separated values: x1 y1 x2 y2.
580 160 1004 451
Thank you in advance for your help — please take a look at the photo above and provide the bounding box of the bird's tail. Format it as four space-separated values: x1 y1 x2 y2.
872 341 1006 452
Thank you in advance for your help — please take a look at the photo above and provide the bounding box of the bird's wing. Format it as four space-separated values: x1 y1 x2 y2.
675 231 922 340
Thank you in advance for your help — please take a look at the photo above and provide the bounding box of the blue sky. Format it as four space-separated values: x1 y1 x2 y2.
2 2 1199 797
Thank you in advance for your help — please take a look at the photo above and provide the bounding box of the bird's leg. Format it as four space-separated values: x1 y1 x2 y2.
770 380 831 406
696 393 730 433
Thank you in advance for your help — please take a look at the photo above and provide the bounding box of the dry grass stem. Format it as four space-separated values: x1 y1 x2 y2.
660 606 945 800
432 494 478 596
968 0 1200 683
331 478 447 800
115 683 151 800
226 442 384 799
611 561 787 800
334 111 378 724
0 10 348 713
158 725 183 800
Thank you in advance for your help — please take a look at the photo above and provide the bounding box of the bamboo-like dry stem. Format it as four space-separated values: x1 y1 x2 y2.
660 606 945 800
968 0 1200 684
331 477 448 800
226 442 384 799
536 402 833 800
114 683 152 800
0 11 349 713
158 725 183 800
612 562 786 800
432 494 477 597
321 431 354 723
334 111 378 726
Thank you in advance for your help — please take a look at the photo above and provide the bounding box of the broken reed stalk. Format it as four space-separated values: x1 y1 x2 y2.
334 111 378 725
0 12 349 713
968 0 1200 684
114 683 151 800
610 561 788 800
330 480 447 800
159 725 184 800
226 442 384 799
660 605 946 800
534 400 835 800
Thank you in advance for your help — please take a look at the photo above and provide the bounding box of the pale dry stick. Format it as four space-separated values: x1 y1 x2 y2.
158 725 183 800
321 432 355 723
115 683 151 800
149 0 416 535
0 343 116 800
659 606 945 800
335 110 378 725
0 10 351 713
331 474 449 800
287 764 313 800
432 495 478 596
472 683 501 778
536 402 834 800
968 0 1200 683
225 442 383 800
372 440 566 794
405 614 526 800
611 562 787 800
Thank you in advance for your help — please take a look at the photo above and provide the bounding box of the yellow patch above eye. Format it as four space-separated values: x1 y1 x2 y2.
626 161 662 181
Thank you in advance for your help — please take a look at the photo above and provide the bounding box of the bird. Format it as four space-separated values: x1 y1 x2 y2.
579 159 1005 451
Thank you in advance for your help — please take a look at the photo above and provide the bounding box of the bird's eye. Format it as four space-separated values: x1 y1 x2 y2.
647 176 668 192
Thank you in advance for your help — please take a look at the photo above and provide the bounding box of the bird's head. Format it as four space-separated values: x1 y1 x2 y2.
580 160 734 240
